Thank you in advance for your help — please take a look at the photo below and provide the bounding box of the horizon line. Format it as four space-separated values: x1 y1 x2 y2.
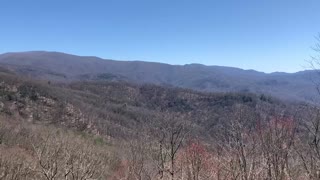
0 50 309 74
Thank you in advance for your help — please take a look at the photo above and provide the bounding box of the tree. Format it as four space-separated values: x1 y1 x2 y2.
215 104 260 180
257 115 296 180
32 129 110 180
182 139 211 180
151 114 189 180
32 133 63 180
308 34 320 98
297 34 320 179
127 138 152 180
295 106 320 179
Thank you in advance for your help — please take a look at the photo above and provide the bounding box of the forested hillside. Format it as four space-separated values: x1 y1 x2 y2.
0 66 319 179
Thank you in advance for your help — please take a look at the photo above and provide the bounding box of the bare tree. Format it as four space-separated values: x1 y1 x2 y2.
182 139 211 180
63 140 108 180
32 133 64 180
152 114 189 180
216 104 260 180
127 138 152 180
296 33 320 179
295 107 320 179
32 129 110 180
257 115 296 180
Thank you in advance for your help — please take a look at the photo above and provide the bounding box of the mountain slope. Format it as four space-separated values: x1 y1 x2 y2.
0 69 290 139
0 59 309 179
0 51 318 103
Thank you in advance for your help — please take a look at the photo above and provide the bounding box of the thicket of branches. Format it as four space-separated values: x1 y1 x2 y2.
107 104 320 180
0 118 115 180
2 103 320 179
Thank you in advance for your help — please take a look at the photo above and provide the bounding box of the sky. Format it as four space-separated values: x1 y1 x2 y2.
1 0 320 73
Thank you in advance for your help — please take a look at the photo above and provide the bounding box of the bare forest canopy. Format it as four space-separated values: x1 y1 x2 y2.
0 53 319 179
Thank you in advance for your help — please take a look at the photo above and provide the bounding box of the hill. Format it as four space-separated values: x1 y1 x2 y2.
0 65 318 179
0 69 287 140
0 51 318 104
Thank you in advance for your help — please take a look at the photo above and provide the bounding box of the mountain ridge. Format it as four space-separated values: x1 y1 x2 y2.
0 51 318 103
0 51 305 74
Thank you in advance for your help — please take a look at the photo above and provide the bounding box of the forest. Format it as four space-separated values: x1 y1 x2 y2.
0 67 319 180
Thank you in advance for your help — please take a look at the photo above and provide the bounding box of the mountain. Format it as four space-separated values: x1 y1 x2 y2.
0 51 318 179
0 70 282 139
0 51 319 103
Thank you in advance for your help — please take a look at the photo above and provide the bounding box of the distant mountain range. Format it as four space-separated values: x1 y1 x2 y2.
0 51 319 103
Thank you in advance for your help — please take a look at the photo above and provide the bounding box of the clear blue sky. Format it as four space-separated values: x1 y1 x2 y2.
1 0 320 73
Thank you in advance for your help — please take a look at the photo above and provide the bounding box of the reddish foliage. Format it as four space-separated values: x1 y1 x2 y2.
182 139 212 178
257 115 296 152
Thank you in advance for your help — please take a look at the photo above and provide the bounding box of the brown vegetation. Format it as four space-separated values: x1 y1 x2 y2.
0 70 319 179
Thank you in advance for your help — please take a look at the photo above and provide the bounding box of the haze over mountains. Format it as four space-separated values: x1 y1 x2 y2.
0 51 318 103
